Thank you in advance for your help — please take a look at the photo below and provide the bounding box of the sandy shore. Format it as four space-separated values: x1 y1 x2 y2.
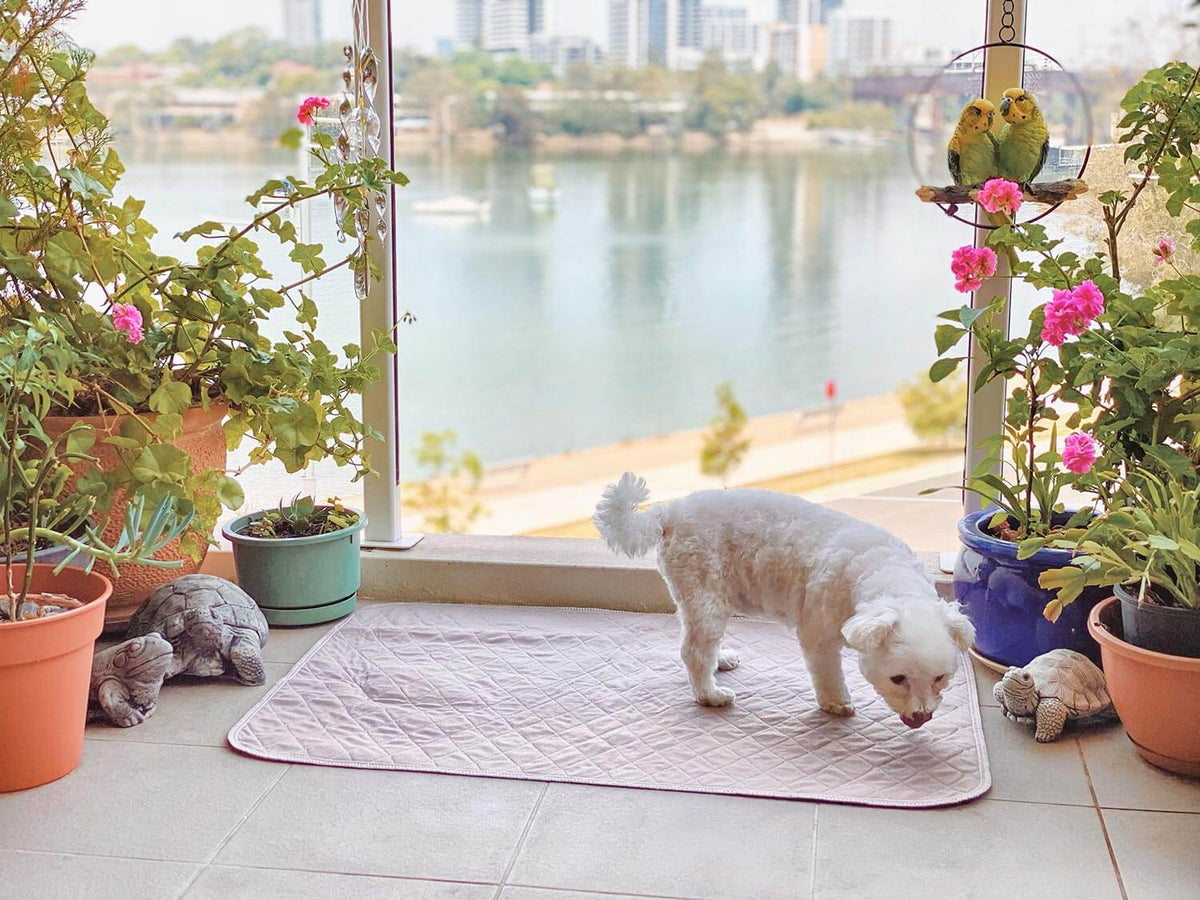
429 393 963 537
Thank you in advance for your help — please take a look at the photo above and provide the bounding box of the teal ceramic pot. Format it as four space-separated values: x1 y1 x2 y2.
222 508 366 626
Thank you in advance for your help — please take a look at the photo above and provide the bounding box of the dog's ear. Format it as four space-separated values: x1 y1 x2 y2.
841 607 899 652
942 603 976 651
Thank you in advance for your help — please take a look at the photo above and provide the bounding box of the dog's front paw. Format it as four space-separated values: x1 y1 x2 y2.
819 700 856 717
696 687 735 707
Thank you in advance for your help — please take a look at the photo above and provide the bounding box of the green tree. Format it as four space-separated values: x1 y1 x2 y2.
402 430 486 533
897 372 966 447
700 382 752 486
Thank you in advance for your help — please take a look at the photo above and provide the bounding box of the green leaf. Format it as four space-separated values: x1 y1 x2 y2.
934 324 966 356
148 380 192 416
929 357 963 383
279 127 304 151
1016 537 1046 560
0 196 17 223
60 167 111 198
215 475 245 510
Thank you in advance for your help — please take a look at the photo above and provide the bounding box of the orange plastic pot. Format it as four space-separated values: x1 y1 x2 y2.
0 564 111 792
43 404 226 630
1089 596 1200 778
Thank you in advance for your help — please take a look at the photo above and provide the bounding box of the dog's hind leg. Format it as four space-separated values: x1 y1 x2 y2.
800 636 855 717
678 602 734 707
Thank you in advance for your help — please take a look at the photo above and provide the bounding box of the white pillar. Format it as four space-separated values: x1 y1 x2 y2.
360 0 421 548
962 0 1026 512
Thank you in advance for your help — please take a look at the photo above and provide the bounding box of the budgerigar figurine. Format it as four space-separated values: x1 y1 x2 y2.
997 87 1049 186
947 98 999 186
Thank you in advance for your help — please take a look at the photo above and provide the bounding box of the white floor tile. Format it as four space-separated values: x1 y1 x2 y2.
813 799 1122 899
508 783 815 900
1103 809 1200 900
1079 726 1200 813
0 742 284 861
0 850 200 900
186 865 496 899
216 767 544 883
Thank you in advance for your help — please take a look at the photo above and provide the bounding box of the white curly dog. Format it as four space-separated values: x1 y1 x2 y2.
594 473 975 729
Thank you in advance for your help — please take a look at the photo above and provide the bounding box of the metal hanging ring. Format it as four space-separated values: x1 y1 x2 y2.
905 39 1094 230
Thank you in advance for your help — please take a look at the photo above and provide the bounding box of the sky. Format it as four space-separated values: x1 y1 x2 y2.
67 0 1194 68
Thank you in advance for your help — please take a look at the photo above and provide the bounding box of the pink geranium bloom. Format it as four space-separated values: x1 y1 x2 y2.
1072 280 1105 319
950 245 997 293
1152 236 1175 265
1040 282 1106 346
110 303 144 344
977 178 1024 216
296 96 331 126
1062 433 1098 474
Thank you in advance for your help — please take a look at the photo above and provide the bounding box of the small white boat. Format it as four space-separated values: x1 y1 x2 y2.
527 186 562 207
411 195 491 218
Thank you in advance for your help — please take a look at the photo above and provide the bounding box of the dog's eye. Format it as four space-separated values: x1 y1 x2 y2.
935 674 947 682
890 675 906 685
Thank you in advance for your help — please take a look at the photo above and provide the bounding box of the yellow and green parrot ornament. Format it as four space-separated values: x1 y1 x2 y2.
947 99 999 187
997 87 1049 186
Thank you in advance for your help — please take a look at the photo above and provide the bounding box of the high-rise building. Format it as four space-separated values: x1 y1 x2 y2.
608 1 675 69
678 0 703 49
530 35 603 76
528 0 547 35
701 5 758 68
484 0 532 57
826 9 892 76
282 0 322 48
456 0 485 49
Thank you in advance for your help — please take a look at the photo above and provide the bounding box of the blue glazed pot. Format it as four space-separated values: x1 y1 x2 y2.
954 508 1104 668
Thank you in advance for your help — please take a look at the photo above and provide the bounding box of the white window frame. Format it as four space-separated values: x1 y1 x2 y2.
352 0 1026 555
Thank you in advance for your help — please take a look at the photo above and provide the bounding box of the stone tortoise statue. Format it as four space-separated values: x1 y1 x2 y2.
88 634 174 727
993 648 1115 742
126 575 269 685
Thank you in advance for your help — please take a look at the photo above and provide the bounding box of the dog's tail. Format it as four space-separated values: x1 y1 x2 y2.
594 472 662 558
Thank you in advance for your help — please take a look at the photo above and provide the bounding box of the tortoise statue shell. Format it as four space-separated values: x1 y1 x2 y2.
993 648 1114 742
126 574 269 685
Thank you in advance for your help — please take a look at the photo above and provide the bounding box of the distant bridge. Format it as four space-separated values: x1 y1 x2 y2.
850 69 1079 103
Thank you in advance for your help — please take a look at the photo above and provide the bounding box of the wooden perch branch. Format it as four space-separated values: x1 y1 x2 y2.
916 179 1088 206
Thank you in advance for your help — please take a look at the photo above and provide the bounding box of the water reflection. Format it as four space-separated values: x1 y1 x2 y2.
115 144 965 469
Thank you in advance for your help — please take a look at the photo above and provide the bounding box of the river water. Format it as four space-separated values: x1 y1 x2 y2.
117 142 967 502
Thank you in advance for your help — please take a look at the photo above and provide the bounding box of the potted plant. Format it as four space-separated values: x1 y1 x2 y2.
2 320 192 792
222 496 366 625
928 60 1200 668
1040 472 1200 776
0 1 410 625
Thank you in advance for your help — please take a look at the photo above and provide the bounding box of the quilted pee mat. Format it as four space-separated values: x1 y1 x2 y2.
229 603 991 807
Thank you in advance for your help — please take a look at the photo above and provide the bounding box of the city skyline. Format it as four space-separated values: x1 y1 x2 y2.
69 0 1192 72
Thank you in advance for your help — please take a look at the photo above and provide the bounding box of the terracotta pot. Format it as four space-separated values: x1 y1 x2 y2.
1089 596 1200 778
0 564 111 792
43 404 227 629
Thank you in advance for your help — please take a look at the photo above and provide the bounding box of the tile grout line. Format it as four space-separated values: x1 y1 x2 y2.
807 804 820 900
1076 738 1129 900
503 883 697 900
177 763 293 899
492 781 551 900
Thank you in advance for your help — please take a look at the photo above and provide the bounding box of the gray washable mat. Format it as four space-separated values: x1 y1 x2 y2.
229 603 990 807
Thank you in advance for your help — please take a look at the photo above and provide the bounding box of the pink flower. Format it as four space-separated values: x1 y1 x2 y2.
1040 282 1106 346
296 96 330 126
110 303 144 344
950 245 998 293
1062 433 1097 474
1152 236 1175 265
977 178 1024 216
1072 280 1105 319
